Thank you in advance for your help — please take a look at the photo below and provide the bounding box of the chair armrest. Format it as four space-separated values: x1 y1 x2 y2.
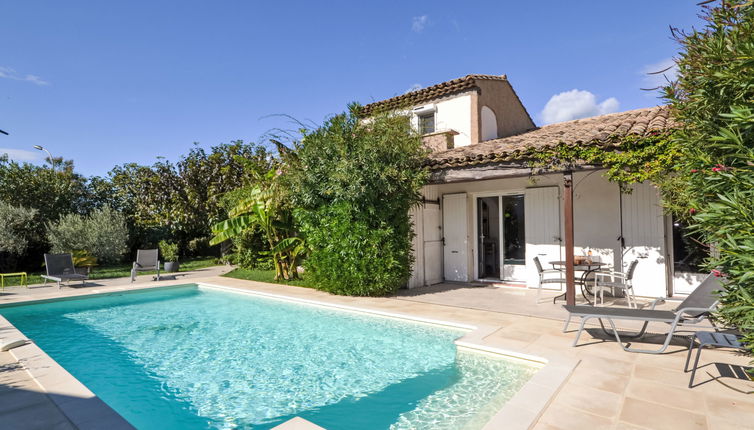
595 271 627 280
648 298 665 310
541 269 564 275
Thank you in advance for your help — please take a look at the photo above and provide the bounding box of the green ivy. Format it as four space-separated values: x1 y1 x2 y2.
523 133 678 188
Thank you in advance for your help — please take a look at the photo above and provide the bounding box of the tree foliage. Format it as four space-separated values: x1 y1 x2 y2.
211 164 303 280
662 1 754 353
0 201 38 271
287 104 428 296
47 205 129 264
108 140 271 251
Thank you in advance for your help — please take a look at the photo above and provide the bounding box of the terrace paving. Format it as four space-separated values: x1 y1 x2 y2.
0 269 752 429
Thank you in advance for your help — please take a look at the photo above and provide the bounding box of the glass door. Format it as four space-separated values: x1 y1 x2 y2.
476 194 526 281
477 197 501 279
501 195 526 281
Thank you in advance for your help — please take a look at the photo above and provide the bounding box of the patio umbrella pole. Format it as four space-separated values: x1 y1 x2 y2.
563 171 576 305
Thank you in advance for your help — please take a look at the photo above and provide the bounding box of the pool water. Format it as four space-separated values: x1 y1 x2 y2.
1 286 538 429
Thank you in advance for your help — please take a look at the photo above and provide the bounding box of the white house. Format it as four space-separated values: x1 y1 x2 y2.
362 74 708 298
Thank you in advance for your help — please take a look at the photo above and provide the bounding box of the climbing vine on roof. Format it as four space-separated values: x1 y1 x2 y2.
523 132 679 188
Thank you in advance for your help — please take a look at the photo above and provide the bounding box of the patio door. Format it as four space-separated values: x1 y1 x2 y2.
668 217 708 295
620 182 667 297
476 194 526 282
443 193 468 282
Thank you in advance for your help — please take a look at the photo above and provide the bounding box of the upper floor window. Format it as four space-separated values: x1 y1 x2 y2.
418 113 435 134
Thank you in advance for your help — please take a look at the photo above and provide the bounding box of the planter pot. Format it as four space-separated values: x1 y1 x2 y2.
164 261 180 273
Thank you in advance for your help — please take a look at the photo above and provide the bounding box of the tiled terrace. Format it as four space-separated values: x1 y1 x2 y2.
0 269 751 429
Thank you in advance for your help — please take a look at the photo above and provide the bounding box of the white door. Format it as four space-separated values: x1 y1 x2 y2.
423 204 444 285
443 193 468 282
621 182 667 297
524 187 562 288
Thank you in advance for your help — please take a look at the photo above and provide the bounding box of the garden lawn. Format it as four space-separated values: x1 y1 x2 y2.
1 257 219 288
222 268 312 288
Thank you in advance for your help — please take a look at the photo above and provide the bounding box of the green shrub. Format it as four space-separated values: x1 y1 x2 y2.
159 240 180 262
288 104 427 296
0 202 38 271
47 205 129 264
662 1 754 353
299 204 411 296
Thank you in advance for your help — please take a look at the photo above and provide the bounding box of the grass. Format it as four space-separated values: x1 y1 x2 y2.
2 257 219 288
222 268 312 288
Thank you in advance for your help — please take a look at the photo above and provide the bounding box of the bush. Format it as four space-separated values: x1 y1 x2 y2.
288 104 427 296
299 204 411 295
47 205 129 264
159 240 180 262
662 1 754 354
0 202 38 271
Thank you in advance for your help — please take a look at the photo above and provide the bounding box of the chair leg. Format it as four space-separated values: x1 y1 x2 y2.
689 343 706 388
563 314 573 332
684 337 696 372
571 317 589 346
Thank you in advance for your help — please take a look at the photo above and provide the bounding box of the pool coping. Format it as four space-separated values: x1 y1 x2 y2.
0 281 578 430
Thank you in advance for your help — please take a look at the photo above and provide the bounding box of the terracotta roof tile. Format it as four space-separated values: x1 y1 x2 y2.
361 74 508 115
426 105 676 169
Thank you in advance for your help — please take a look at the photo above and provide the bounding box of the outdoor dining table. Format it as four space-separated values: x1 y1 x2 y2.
549 260 608 305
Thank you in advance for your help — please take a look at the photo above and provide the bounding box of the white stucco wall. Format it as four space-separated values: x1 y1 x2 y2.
409 170 671 297
419 94 472 148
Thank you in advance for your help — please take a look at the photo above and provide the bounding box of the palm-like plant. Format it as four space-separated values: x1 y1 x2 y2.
210 169 304 280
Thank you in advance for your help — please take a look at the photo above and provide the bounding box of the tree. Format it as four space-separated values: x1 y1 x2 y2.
108 140 272 251
211 164 303 280
287 104 428 296
662 1 754 354
0 202 38 271
47 205 129 264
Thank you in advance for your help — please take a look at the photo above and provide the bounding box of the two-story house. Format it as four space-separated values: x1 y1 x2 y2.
362 74 707 299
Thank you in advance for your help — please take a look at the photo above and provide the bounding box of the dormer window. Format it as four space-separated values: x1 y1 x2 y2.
418 113 435 134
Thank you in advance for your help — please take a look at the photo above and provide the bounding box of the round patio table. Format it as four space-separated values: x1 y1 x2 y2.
549 261 608 304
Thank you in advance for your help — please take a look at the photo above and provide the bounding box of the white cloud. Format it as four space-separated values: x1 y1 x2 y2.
405 83 422 93
411 15 428 33
0 148 45 162
641 58 678 89
0 66 50 86
541 89 619 125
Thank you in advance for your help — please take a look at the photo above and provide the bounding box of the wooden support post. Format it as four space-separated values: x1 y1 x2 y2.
564 171 576 306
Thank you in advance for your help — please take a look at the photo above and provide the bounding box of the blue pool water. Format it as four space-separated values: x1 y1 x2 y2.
1 286 538 429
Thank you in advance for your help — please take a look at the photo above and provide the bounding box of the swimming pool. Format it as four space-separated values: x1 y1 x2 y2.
1 285 539 429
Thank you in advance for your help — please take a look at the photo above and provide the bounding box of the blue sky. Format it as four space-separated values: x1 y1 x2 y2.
1 1 705 177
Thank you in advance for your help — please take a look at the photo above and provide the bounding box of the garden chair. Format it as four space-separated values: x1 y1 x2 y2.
562 273 724 354
533 256 566 303
131 249 160 283
42 253 88 289
594 260 639 308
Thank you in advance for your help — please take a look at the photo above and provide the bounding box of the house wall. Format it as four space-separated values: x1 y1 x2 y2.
409 170 671 297
472 79 536 142
432 94 473 148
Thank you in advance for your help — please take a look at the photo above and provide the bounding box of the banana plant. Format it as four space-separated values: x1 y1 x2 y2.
211 172 304 280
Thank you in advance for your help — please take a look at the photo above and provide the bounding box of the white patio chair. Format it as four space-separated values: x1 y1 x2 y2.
533 256 566 303
594 260 639 308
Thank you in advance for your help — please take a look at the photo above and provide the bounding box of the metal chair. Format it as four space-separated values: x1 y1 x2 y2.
594 260 639 308
131 249 160 283
533 256 566 303
42 253 88 289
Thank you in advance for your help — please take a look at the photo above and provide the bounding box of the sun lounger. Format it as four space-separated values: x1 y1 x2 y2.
562 273 724 353
131 249 160 283
42 253 88 289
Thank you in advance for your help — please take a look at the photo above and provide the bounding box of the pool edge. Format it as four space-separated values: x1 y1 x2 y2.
0 314 135 430
197 282 579 430
1 281 578 430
